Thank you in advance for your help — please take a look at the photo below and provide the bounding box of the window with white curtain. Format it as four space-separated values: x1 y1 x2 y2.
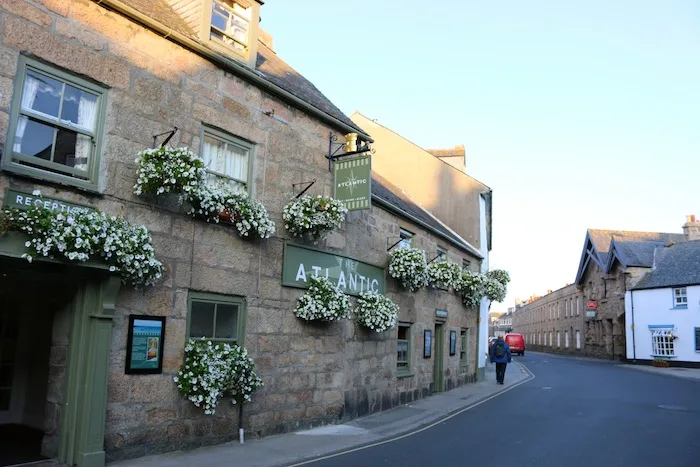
576 330 581 349
2 56 105 190
200 126 253 193
209 0 251 53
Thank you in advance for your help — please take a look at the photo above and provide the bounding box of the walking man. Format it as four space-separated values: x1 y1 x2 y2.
489 335 512 384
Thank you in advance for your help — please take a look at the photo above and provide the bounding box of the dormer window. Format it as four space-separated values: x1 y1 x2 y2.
210 0 251 52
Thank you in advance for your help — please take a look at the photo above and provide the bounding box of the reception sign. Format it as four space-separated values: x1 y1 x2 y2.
282 243 385 296
333 154 371 211
125 315 166 374
3 188 92 213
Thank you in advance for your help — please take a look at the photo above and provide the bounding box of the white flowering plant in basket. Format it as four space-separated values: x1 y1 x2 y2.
182 184 275 239
174 339 263 415
133 146 206 196
1 194 164 287
354 291 399 332
456 270 486 308
388 247 428 291
283 195 348 239
427 259 462 290
486 269 510 287
294 276 350 321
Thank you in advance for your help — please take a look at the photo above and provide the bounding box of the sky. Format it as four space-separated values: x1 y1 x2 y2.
263 1 700 312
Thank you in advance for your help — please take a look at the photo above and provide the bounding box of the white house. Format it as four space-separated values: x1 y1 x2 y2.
625 238 700 365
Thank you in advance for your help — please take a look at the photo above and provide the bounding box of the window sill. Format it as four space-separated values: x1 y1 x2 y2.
671 306 688 310
650 355 676 359
3 163 100 194
396 372 414 379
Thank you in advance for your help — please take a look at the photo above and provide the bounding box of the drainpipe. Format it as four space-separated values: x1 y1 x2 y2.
630 290 636 361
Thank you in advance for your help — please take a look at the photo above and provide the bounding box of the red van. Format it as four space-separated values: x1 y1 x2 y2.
505 333 525 356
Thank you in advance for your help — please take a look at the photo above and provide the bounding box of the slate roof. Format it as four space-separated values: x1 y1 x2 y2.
588 229 685 265
371 174 482 258
117 0 365 135
609 240 666 268
632 240 700 290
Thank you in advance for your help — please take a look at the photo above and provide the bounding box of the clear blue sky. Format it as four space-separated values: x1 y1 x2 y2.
264 1 700 312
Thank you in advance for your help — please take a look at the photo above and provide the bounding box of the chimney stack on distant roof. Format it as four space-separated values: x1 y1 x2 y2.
683 214 700 241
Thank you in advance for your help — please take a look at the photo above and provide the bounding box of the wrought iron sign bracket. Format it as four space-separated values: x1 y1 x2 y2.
427 252 445 265
292 179 316 199
325 131 373 171
152 127 178 149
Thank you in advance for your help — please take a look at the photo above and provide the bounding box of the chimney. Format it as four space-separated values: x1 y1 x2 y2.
683 214 700 241
258 28 274 52
426 145 466 172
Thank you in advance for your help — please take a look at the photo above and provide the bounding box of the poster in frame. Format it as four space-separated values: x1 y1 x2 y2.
125 315 166 374
423 329 432 358
449 330 457 356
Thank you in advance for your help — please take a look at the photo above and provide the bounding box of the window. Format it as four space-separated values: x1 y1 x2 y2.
459 329 468 373
549 332 552 346
650 327 675 357
398 228 413 249
557 331 561 348
200 126 254 193
576 330 581 349
576 297 580 316
187 292 246 343
3 56 106 190
695 327 700 352
209 0 252 53
673 287 687 308
462 259 471 271
436 245 447 259
565 331 569 348
397 323 411 376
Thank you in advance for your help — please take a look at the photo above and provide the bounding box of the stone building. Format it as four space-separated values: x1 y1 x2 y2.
0 1 491 466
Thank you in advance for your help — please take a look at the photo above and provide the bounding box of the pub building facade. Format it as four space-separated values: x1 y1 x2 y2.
0 1 490 465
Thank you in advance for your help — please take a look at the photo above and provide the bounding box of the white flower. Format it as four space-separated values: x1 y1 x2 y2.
32 189 41 196
388 247 428 291
354 292 399 332
283 195 347 239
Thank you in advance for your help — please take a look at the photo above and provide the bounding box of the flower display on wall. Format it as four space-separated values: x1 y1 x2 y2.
283 195 347 239
294 276 350 321
174 339 263 415
388 247 428 291
133 146 206 196
1 201 164 287
427 259 462 290
354 291 399 332
484 269 510 302
456 270 487 308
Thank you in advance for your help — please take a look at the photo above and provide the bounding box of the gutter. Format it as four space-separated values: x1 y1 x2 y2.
96 0 373 143
372 195 483 259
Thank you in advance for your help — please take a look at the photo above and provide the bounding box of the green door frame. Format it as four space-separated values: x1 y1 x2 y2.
1 233 120 467
433 322 444 393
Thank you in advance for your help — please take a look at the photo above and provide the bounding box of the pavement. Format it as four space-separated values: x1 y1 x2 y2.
112 360 533 467
112 355 700 467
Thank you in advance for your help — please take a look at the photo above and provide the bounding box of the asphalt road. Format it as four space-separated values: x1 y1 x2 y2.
299 353 700 467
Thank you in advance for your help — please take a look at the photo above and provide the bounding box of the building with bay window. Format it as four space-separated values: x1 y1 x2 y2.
0 1 493 466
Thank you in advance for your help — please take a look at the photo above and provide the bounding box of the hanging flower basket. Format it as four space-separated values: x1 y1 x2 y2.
1 196 164 287
174 339 263 415
283 195 347 239
456 270 486 308
427 259 462 290
294 276 350 322
133 146 206 196
388 247 428 291
354 291 399 332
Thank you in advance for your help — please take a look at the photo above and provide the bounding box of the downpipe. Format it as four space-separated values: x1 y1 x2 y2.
630 290 636 361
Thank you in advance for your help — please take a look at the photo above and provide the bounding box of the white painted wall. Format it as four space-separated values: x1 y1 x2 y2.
625 285 700 362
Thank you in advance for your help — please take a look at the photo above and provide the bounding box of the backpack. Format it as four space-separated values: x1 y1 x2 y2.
494 341 506 358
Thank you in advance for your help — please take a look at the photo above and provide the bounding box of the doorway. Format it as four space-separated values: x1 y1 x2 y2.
433 323 445 393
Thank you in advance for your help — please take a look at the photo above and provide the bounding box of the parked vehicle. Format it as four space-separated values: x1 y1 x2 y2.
505 333 525 356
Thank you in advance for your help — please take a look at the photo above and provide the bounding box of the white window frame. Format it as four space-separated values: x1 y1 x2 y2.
673 287 687 308
650 327 676 357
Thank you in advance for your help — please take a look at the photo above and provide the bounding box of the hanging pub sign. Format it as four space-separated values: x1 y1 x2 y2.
333 154 371 211
282 243 385 296
3 188 93 213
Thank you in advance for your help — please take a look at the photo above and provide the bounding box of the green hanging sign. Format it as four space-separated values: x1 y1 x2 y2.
3 188 93 213
333 154 371 211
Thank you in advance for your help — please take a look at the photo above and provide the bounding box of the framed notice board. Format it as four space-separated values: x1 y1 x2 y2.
125 315 166 374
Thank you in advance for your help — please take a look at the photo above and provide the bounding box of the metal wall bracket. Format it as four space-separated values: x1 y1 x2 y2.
152 127 178 149
386 237 403 252
292 179 316 199
427 252 445 265
324 131 373 171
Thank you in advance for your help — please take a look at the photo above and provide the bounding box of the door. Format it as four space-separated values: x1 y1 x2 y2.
433 323 444 392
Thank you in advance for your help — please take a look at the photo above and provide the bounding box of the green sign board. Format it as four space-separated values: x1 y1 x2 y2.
3 188 92 213
333 154 371 211
282 243 385 296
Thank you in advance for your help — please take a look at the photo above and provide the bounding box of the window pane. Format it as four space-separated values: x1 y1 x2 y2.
214 304 238 339
190 301 215 338
212 2 229 17
61 85 98 132
15 117 54 159
210 29 225 42
53 127 78 166
230 17 249 45
211 11 228 31
202 133 249 192
23 70 62 119
397 340 408 366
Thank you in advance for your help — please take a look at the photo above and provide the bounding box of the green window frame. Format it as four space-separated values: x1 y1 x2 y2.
2 56 106 191
187 292 246 344
459 329 468 373
397 322 412 377
200 125 255 194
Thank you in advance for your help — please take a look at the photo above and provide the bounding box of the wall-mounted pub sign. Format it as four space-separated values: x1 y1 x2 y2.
333 154 371 211
3 188 92 213
282 243 385 296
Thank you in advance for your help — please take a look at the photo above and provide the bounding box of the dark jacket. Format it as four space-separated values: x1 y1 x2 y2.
489 339 512 364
